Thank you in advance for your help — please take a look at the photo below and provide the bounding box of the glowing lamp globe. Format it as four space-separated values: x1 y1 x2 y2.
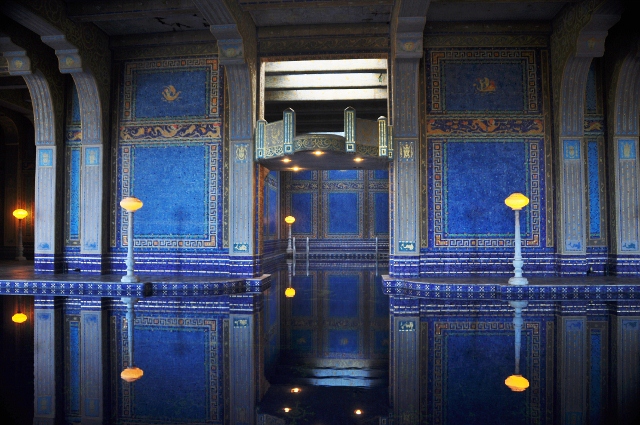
505 374 529 392
12 312 27 323
13 209 28 220
504 193 530 211
120 197 143 212
285 287 296 298
285 216 296 224
121 367 144 382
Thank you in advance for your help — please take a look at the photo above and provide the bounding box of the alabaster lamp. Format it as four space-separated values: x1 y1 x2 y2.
120 197 143 283
285 215 295 254
504 193 529 285
13 208 28 261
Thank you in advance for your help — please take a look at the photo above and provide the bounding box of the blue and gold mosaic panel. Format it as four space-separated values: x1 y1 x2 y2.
120 316 220 423
120 142 220 248
121 57 219 123
429 138 543 248
428 49 540 114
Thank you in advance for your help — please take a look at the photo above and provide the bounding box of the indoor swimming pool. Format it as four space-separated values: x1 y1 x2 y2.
1 260 640 424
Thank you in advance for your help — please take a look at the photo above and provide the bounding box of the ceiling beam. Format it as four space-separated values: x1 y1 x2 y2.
66 0 198 22
238 0 394 11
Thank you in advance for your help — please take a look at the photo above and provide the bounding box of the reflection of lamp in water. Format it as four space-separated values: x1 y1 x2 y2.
504 193 529 285
120 297 143 382
120 197 143 283
285 257 295 297
505 300 529 392
13 208 28 261
285 215 295 254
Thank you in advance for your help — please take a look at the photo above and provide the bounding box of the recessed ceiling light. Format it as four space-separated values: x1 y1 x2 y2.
290 388 301 393
313 150 323 156
292 166 300 171
282 158 291 163
354 157 363 162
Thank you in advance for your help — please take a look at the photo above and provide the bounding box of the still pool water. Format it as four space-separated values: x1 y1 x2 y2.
1 260 640 424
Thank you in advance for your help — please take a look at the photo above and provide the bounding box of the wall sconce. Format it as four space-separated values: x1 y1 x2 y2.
12 312 27 324
505 300 529 392
13 208 28 261
285 215 296 254
504 193 529 285
120 297 143 382
120 197 143 283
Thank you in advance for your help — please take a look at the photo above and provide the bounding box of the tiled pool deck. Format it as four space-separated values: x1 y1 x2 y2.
0 261 270 297
3 261 640 300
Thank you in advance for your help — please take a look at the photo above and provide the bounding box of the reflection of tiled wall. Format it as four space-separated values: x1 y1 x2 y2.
284 169 388 246
423 46 551 274
113 303 224 424
263 272 281 377
114 56 224 272
416 303 553 425
286 269 389 363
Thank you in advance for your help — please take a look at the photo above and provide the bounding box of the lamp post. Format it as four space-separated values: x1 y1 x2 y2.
285 215 296 254
13 208 28 261
504 193 529 285
505 300 529 392
120 197 143 283
120 297 143 382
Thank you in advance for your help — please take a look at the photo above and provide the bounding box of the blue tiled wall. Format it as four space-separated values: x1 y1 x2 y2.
442 62 526 112
114 56 223 272
131 144 209 237
443 140 528 237
284 169 389 248
424 47 549 274
133 69 209 119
